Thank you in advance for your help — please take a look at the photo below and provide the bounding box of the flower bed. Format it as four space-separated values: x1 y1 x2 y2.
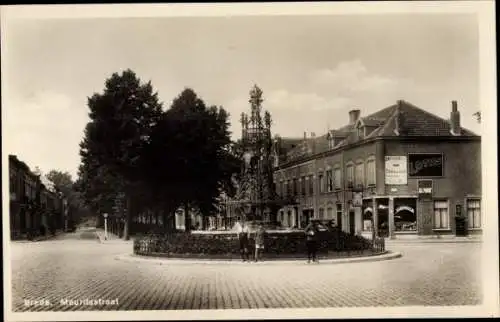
133 230 383 258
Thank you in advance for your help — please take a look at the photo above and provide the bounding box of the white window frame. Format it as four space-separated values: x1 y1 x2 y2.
466 198 481 229
327 207 334 221
366 157 376 186
333 167 341 190
355 160 365 188
326 169 334 192
346 162 355 187
433 199 450 229
318 172 325 193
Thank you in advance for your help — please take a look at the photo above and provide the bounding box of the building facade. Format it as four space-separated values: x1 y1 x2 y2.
9 155 67 239
273 100 481 239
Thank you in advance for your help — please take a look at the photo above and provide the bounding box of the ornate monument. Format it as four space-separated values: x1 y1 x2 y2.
234 85 280 223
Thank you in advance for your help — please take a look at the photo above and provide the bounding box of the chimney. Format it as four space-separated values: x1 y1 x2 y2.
303 131 307 140
394 100 404 135
349 109 361 125
450 100 461 136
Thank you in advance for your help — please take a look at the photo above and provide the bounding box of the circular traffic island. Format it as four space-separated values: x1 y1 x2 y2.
132 229 391 262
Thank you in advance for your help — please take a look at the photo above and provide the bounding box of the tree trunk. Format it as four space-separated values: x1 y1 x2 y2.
201 216 207 230
123 194 131 240
170 212 176 232
162 210 168 233
184 203 191 232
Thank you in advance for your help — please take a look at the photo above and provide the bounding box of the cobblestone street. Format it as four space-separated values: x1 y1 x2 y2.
9 228 482 312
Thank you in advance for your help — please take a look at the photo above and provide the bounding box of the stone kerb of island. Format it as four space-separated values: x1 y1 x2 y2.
133 227 387 261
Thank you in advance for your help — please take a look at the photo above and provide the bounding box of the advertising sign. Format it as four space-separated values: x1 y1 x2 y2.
385 156 408 185
408 153 443 177
417 179 433 200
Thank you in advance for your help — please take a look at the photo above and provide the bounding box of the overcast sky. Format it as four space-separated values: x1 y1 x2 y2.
2 13 481 179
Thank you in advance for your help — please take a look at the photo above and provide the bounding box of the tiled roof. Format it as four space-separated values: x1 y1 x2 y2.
278 100 479 163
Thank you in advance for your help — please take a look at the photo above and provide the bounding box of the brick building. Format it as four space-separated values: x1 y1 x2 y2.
9 155 67 239
273 100 481 239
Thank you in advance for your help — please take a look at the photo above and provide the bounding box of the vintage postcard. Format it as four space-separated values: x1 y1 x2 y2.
2 2 498 321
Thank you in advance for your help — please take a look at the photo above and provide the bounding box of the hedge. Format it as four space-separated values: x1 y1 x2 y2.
133 229 382 257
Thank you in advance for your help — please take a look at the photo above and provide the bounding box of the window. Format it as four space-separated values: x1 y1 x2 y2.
319 173 325 193
363 209 373 231
366 158 376 186
467 199 481 229
284 181 289 197
327 207 334 221
346 163 354 187
279 181 284 196
433 200 449 229
336 203 343 228
326 170 333 192
308 175 314 195
319 208 325 219
355 162 364 187
301 177 306 196
357 126 364 139
334 168 341 190
292 178 298 196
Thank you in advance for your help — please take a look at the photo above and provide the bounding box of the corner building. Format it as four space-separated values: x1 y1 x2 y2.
273 100 481 239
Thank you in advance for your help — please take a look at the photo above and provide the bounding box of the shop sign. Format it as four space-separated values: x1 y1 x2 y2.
418 179 433 200
385 156 407 185
408 153 443 177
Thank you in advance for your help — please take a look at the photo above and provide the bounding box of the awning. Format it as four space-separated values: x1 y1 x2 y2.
363 207 373 214
395 206 415 214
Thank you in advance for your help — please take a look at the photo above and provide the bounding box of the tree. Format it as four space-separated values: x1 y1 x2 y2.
46 170 73 194
78 69 163 239
149 88 240 231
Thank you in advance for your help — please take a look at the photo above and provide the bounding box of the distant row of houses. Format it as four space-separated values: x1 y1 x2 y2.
9 155 70 240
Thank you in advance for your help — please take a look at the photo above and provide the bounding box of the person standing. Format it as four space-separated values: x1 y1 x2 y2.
304 222 318 263
236 219 250 262
254 223 266 262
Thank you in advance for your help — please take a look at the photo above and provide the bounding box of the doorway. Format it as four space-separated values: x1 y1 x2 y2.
349 210 355 235
377 210 389 237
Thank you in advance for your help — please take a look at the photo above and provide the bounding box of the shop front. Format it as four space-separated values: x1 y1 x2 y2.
361 196 418 239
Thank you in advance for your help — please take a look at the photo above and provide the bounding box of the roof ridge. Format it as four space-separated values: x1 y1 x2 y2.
400 100 479 136
367 106 399 139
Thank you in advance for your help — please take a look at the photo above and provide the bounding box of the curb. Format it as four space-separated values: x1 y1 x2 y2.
114 251 402 266
386 239 482 244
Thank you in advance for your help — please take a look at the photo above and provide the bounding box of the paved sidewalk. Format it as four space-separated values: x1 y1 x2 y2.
115 251 402 266
386 236 482 244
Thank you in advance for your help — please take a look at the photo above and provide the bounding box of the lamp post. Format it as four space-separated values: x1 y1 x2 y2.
103 213 108 240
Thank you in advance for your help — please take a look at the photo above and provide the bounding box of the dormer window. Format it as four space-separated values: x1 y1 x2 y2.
357 126 364 138
328 136 335 149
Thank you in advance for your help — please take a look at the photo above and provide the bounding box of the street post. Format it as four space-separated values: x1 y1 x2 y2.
103 213 108 240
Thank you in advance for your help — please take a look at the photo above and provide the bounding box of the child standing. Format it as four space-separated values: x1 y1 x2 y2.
254 223 266 262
